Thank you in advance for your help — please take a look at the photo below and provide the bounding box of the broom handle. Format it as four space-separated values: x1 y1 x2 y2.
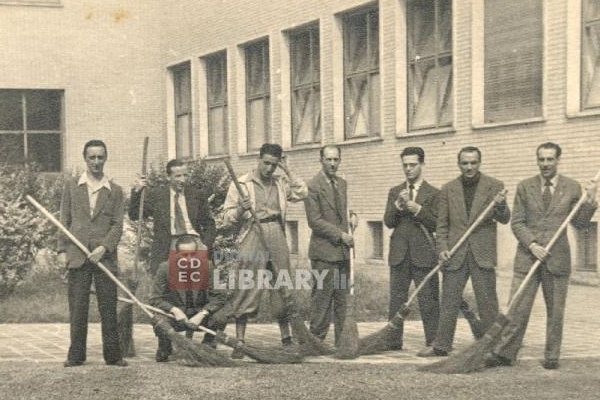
405 189 508 307
133 136 149 277
26 195 155 320
223 159 271 253
344 175 355 296
506 170 600 313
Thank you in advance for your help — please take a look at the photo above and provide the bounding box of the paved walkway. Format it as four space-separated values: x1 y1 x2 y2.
1 273 599 365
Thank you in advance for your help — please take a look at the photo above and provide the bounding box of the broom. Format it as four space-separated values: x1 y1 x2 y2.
118 136 149 357
26 195 237 368
421 170 600 374
111 290 304 364
335 204 360 359
224 159 332 357
359 191 507 355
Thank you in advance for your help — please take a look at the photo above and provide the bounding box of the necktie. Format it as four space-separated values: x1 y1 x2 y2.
174 192 186 235
542 179 552 210
409 184 415 201
331 178 343 216
185 290 194 310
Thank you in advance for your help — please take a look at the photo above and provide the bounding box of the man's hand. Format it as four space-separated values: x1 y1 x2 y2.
277 155 290 175
405 200 422 215
584 180 598 203
188 310 209 327
439 250 451 264
341 232 354 248
493 190 507 205
170 307 188 322
133 174 148 193
57 252 67 268
240 196 252 211
529 242 550 262
88 246 107 264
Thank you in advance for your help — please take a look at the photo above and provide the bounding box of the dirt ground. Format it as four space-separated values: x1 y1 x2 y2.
1 358 598 400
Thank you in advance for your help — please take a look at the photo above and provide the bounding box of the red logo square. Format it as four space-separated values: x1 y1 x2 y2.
168 250 209 290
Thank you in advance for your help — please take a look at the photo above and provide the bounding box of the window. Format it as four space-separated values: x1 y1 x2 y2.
172 63 193 158
366 221 383 259
582 0 600 109
206 52 228 155
484 0 543 123
343 7 380 139
286 220 299 255
407 0 453 130
0 89 62 172
576 222 598 272
289 25 321 146
245 40 270 152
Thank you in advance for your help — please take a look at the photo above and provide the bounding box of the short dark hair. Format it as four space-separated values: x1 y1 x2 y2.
320 145 341 159
259 143 283 159
457 146 482 163
400 147 425 163
166 159 186 175
537 142 562 159
82 140 107 158
175 235 199 250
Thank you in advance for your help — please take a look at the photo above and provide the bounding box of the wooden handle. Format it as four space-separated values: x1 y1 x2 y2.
26 195 154 319
507 170 600 312
133 136 150 275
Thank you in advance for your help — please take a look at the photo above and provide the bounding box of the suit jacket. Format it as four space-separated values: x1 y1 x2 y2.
129 185 216 272
305 172 349 262
148 261 227 315
57 176 124 271
384 180 439 268
437 173 511 270
512 174 597 276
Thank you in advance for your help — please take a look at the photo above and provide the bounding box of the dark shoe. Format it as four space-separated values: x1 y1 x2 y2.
484 353 512 368
155 349 170 362
106 359 128 367
281 336 294 347
231 342 245 359
201 335 218 349
542 359 559 370
63 360 84 368
416 347 448 357
390 342 403 351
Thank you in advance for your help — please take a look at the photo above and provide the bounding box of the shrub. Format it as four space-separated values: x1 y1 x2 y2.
0 160 65 298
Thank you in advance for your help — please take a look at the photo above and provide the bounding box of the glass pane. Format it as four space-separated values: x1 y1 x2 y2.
369 11 379 67
246 42 269 97
410 58 438 129
247 98 268 151
583 24 600 108
174 65 191 113
28 133 61 172
585 0 600 21
291 31 313 86
26 90 62 130
209 106 228 155
0 133 25 163
409 0 436 58
207 53 227 105
292 87 319 145
175 114 191 158
369 73 380 135
0 90 24 131
345 75 369 138
312 31 321 81
439 0 452 52
345 13 369 73
439 57 453 126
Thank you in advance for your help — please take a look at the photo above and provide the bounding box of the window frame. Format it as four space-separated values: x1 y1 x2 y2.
205 51 229 156
171 62 194 159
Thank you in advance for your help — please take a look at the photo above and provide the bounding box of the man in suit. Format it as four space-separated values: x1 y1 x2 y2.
57 139 127 367
148 235 227 362
223 143 307 357
418 146 510 357
384 147 439 350
485 142 597 370
305 145 355 346
129 159 216 275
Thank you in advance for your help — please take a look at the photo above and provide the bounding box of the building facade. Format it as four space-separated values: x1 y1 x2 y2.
2 0 599 278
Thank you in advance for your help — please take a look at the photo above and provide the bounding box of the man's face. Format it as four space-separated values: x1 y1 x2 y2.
320 147 341 178
258 154 279 180
176 241 198 258
401 154 423 183
84 146 107 176
458 151 481 179
168 165 188 192
537 147 559 179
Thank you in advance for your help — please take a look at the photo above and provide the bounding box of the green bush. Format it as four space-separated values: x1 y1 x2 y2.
0 160 65 298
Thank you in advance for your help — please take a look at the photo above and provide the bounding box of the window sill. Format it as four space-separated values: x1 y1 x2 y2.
203 153 230 161
283 143 323 153
566 109 600 120
398 127 455 138
0 1 62 7
472 117 545 130
337 136 384 147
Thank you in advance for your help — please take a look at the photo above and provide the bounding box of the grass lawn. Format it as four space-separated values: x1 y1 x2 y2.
1 358 598 400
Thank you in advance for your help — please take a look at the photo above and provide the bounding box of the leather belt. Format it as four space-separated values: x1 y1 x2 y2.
259 214 282 224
